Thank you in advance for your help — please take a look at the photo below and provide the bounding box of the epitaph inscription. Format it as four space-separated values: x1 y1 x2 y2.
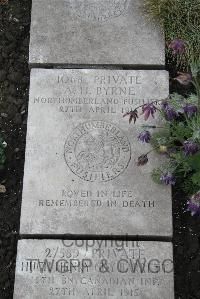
69 0 130 22
20 69 172 236
64 120 131 182
14 240 174 299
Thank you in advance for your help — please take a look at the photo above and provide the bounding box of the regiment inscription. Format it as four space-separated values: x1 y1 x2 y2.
69 0 130 22
64 120 131 182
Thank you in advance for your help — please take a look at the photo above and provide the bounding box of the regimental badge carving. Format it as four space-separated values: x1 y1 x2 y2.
64 120 131 182
68 0 130 23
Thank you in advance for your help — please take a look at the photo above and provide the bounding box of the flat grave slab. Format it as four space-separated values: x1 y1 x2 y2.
14 239 174 299
20 69 172 237
29 0 165 66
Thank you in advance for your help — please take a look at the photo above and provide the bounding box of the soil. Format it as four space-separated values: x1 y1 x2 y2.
0 1 31 298
0 1 200 299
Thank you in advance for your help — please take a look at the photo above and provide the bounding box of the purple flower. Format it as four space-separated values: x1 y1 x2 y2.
142 103 157 121
123 109 138 124
160 173 176 185
174 72 192 86
138 131 151 143
137 154 148 166
183 104 197 117
183 140 198 156
169 39 186 55
161 101 178 121
161 101 169 109
187 201 200 216
165 107 178 121
187 191 200 216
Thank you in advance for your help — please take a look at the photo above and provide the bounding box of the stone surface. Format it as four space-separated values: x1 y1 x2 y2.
20 68 172 237
29 0 165 66
14 239 174 299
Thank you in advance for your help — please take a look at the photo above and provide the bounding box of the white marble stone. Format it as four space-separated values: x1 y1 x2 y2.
20 69 172 237
29 0 165 66
14 239 174 299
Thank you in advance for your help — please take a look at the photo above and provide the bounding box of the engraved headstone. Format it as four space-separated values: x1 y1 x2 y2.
20 69 172 237
29 0 165 66
14 239 174 299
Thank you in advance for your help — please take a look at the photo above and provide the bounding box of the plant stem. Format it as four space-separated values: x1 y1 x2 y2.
132 99 165 111
192 77 200 114
141 125 168 129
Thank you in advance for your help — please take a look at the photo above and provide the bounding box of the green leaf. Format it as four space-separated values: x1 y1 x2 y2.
151 168 163 184
171 122 193 142
181 177 200 195
150 130 170 148
191 172 200 185
187 153 200 170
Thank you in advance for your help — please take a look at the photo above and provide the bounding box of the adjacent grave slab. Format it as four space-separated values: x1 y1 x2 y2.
14 239 174 299
20 69 171 237
29 0 165 66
